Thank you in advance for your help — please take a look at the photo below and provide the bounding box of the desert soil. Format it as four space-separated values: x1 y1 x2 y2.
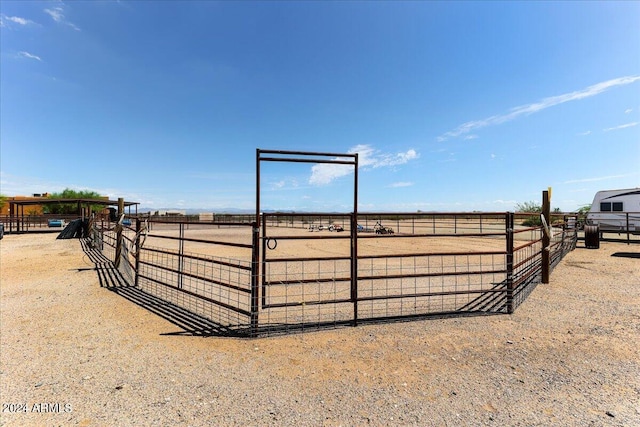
1 232 639 426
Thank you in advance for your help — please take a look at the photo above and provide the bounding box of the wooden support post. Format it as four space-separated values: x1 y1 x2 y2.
114 224 122 268
542 190 550 284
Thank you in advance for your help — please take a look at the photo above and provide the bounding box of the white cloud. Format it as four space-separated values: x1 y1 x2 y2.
564 173 637 184
19 51 42 61
44 6 80 31
578 130 591 136
309 145 419 186
438 75 640 141
625 108 633 114
387 182 413 188
309 163 353 186
44 7 64 22
464 134 478 140
0 14 36 27
603 122 638 132
438 158 456 163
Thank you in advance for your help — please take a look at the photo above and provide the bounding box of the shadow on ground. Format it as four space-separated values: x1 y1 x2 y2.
80 239 237 337
611 252 640 259
78 238 514 338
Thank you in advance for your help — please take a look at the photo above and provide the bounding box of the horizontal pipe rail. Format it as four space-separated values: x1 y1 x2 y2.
359 250 506 259
514 239 542 252
147 233 253 249
263 287 507 309
137 273 252 317
138 260 251 294
357 232 506 238
263 268 507 286
143 246 252 270
263 234 350 241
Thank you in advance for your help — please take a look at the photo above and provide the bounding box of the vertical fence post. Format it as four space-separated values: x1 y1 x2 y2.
178 222 185 289
352 152 359 327
260 214 267 311
351 211 358 326
626 213 630 245
134 218 141 288
114 225 123 268
250 221 260 337
114 198 124 268
542 190 550 284
506 212 515 314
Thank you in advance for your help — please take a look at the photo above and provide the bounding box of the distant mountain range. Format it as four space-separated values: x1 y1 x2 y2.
137 207 296 215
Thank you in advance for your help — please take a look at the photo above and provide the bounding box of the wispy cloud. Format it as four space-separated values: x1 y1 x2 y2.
387 182 414 188
603 122 638 132
438 157 457 163
577 130 591 136
438 75 640 142
564 173 637 184
464 134 478 140
270 179 302 190
18 51 42 61
44 6 80 31
309 144 419 185
625 108 633 114
0 14 37 27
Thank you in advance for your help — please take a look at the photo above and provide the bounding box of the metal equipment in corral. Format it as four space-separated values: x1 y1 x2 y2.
374 221 394 234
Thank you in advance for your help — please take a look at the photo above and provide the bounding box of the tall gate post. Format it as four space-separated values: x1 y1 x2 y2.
506 212 515 314
352 153 359 326
351 212 358 326
542 190 550 284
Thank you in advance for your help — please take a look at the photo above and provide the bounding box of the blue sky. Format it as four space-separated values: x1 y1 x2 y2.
1 1 639 213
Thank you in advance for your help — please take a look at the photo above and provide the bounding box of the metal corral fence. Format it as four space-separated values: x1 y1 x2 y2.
90 218 258 335
89 212 577 336
0 214 87 233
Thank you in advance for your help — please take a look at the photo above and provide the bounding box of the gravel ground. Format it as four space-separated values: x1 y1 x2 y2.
1 233 639 426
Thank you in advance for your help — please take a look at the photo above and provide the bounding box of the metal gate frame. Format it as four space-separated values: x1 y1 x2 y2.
255 149 359 331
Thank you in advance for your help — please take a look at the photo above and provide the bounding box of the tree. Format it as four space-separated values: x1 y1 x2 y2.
515 201 541 213
0 194 6 211
44 188 105 215
515 201 560 226
575 204 591 228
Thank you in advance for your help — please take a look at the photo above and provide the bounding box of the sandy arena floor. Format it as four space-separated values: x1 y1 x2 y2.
1 232 639 426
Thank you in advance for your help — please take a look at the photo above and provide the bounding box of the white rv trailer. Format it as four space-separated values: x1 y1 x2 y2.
586 188 640 232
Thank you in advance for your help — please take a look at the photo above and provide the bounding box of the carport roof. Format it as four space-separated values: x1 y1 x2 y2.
8 198 139 207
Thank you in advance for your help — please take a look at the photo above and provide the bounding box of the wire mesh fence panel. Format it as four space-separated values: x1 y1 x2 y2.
86 212 578 336
356 252 508 318
134 221 255 333
258 213 514 334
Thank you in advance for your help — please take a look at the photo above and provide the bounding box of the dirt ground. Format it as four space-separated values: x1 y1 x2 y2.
1 232 639 426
